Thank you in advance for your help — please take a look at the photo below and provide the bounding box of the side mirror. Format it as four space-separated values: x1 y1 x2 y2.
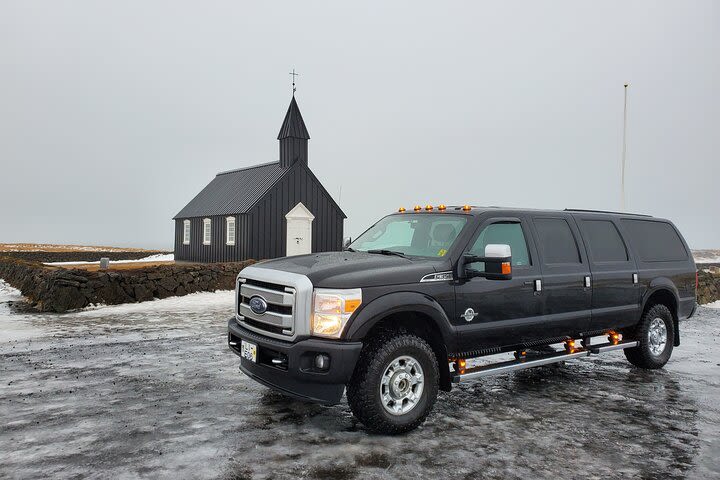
342 237 352 251
461 244 512 280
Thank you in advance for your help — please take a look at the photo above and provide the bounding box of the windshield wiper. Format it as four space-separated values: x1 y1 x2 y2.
345 247 357 252
367 249 409 259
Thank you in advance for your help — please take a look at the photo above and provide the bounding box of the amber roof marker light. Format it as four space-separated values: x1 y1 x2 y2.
413 205 422 212
425 205 433 211
398 207 406 213
438 204 447 211
462 205 472 212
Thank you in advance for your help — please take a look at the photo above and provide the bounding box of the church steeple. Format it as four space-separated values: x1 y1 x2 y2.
278 96 310 168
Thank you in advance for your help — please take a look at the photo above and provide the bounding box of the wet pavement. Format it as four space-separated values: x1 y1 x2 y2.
1 283 719 479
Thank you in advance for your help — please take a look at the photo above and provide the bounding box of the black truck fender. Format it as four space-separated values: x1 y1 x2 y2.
344 291 458 391
344 291 456 345
641 278 681 347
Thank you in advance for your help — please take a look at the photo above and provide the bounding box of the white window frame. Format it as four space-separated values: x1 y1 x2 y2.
183 220 191 245
226 216 236 246
203 218 212 245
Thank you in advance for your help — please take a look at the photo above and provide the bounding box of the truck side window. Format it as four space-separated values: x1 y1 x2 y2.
581 220 628 262
533 218 581 264
620 219 688 262
468 222 530 272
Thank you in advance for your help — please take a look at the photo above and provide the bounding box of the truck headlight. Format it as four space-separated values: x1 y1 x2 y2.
311 288 362 338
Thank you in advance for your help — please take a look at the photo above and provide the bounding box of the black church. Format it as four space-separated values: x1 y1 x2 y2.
173 95 346 263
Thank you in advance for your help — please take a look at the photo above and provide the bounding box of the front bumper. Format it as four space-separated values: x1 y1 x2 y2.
227 318 363 404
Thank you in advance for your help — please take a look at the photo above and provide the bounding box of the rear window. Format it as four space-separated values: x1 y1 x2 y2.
620 219 688 262
581 220 628 262
533 218 581 264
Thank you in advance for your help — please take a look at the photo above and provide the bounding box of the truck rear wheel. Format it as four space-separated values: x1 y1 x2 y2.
347 332 439 434
624 303 675 369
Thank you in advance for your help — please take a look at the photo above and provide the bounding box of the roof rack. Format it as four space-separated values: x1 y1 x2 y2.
564 208 652 217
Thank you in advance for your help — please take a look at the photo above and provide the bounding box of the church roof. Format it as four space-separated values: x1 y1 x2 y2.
277 96 310 140
173 162 286 219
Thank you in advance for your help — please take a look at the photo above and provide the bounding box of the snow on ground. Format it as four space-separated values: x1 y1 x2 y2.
1 275 230 317
0 279 22 303
696 256 720 264
705 300 720 309
44 253 174 266
75 288 233 316
694 250 720 264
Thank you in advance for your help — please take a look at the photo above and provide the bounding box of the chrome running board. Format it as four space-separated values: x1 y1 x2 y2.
451 340 638 383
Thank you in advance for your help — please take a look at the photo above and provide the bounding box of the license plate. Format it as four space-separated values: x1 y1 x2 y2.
241 340 257 363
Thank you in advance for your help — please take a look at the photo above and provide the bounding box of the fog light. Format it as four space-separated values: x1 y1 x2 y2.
315 354 330 370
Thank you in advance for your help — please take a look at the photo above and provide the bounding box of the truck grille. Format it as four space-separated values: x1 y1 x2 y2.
237 279 295 337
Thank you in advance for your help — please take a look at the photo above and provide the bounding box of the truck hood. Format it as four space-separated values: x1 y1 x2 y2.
251 251 443 288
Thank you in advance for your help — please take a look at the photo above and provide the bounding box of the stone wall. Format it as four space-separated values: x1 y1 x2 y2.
2 251 169 263
0 256 254 313
1 255 719 314
698 267 720 305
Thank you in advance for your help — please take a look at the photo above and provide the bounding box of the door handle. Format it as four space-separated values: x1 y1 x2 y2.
584 276 591 288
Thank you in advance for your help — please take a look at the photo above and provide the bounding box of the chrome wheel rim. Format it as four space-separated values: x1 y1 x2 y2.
380 355 425 416
648 317 667 356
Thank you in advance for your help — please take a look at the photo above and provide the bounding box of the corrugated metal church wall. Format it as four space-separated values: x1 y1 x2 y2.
246 163 344 261
173 215 248 263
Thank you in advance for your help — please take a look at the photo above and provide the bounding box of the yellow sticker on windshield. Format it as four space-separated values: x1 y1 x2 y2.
438 248 447 257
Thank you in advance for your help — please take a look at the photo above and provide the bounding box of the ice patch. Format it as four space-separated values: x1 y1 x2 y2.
0 279 23 303
45 253 174 266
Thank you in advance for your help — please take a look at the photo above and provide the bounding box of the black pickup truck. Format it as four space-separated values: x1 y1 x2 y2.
228 206 697 434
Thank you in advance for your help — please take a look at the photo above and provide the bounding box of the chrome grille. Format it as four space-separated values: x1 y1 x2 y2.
238 280 296 336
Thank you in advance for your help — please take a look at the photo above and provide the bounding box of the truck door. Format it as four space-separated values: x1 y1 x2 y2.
454 216 544 351
529 215 592 338
574 215 640 332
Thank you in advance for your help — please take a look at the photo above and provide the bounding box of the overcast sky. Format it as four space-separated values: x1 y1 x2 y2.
1 1 718 250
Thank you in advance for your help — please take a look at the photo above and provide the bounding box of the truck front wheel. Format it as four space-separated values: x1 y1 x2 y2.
347 332 439 434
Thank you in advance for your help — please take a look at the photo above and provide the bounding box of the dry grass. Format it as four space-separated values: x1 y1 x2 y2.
0 243 157 253
48 261 175 272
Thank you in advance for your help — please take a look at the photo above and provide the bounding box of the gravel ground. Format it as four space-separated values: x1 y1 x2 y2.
1 284 719 479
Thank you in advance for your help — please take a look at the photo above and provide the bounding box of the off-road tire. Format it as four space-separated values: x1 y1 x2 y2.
624 303 675 369
347 332 439 434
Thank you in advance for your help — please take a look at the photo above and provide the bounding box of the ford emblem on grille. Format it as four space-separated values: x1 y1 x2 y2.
248 295 268 315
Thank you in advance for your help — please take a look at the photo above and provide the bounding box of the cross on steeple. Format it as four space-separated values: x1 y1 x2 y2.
289 69 299 95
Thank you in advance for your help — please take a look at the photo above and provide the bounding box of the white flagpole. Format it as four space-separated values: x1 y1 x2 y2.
621 83 629 212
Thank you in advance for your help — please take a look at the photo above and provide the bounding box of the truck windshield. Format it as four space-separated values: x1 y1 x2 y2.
350 214 468 258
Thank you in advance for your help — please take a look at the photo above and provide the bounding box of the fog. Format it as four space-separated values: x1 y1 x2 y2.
1 1 718 249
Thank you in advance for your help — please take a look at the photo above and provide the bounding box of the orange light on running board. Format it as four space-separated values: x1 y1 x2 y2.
398 207 406 213
565 339 576 353
457 359 467 374
425 204 433 211
501 262 511 275
414 205 422 212
462 205 472 211
438 204 447 211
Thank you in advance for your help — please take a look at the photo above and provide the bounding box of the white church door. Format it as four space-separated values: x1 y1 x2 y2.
285 202 315 256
